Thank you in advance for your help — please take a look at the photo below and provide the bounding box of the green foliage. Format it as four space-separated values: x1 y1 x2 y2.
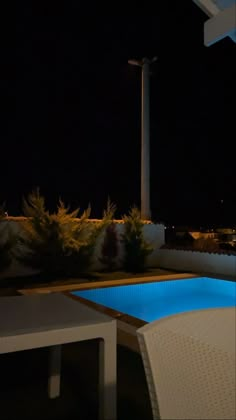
102 196 116 221
122 206 153 273
99 222 119 271
0 205 15 273
17 189 115 279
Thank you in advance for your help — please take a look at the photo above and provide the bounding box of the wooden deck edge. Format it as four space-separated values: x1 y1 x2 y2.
18 272 197 295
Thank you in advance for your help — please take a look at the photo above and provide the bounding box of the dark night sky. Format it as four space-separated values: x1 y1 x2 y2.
1 2 236 227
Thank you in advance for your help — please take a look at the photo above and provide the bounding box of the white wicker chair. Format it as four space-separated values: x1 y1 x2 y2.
137 307 236 420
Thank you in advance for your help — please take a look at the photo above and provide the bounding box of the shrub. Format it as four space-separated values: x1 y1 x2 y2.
99 222 119 271
0 203 15 273
122 206 153 273
16 189 114 279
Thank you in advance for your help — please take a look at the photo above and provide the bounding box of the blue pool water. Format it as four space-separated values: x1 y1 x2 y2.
72 277 236 322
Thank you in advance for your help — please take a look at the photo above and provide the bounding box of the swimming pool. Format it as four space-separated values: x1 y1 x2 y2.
72 277 236 322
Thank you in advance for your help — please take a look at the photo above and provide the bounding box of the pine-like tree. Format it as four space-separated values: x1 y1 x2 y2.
99 222 119 271
122 206 153 273
0 202 15 273
16 189 115 279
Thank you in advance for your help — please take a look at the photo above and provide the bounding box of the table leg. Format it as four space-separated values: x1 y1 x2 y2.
48 345 61 398
98 330 117 420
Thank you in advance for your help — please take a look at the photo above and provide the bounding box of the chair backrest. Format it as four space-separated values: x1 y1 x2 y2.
137 307 236 420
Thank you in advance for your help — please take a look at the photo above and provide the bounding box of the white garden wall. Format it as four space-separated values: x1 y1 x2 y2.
2 218 235 279
156 249 236 277
0 218 165 278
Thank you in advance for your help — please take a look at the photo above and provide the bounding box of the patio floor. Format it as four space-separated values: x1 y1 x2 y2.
0 340 154 420
0 268 179 420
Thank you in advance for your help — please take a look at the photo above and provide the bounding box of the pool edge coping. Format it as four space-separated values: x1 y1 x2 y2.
18 272 198 296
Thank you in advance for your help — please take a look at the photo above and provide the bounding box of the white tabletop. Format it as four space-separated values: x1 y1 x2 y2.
0 293 114 337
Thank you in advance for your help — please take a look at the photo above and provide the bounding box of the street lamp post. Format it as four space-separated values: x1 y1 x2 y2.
128 57 157 220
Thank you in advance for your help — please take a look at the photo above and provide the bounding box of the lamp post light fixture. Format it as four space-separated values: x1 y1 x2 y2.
128 56 157 220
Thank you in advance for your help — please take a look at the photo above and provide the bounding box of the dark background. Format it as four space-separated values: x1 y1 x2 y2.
1 2 236 227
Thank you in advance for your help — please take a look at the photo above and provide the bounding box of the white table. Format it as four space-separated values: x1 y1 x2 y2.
0 293 117 420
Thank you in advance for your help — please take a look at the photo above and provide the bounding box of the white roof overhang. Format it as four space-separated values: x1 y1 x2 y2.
192 0 236 45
